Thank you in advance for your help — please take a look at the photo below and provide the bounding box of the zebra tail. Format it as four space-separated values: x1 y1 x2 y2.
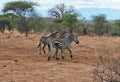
37 44 41 48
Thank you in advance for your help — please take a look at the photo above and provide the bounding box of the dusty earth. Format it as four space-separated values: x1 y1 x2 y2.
0 31 120 82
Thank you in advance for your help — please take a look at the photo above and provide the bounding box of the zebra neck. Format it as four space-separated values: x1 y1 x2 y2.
68 37 73 44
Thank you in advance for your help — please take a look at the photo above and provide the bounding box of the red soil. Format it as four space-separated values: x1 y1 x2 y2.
0 31 120 82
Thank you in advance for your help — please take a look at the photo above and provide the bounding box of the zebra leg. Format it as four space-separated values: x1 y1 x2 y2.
61 49 64 59
39 43 42 55
37 43 41 55
48 44 52 61
68 48 73 58
43 44 46 54
55 48 59 60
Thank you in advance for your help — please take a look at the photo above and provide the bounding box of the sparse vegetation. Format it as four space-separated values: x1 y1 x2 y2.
93 42 120 82
0 1 120 36
0 14 12 33
2 1 40 36
0 1 120 82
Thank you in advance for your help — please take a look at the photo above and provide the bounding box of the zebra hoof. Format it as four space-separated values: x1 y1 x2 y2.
48 57 50 61
62 56 64 59
70 55 73 58
56 58 59 60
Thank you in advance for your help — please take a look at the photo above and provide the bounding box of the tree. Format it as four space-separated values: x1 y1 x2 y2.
114 20 120 28
0 15 11 33
62 13 78 33
48 18 64 33
92 14 110 35
48 3 75 18
48 4 79 33
29 17 45 33
111 20 120 36
2 1 38 37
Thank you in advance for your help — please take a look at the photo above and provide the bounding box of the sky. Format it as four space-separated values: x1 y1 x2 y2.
0 0 120 20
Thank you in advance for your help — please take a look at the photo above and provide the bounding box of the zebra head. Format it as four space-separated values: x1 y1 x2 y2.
68 34 79 44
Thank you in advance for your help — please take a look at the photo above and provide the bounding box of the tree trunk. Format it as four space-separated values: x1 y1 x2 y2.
25 31 28 37
1 27 5 33
25 24 29 37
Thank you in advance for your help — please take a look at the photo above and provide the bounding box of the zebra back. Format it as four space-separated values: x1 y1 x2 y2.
53 34 79 48
48 32 60 38
60 31 69 39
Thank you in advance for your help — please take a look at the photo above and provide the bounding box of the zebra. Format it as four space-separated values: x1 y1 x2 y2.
37 32 60 55
47 33 79 61
60 31 69 39
52 31 69 58
38 31 69 55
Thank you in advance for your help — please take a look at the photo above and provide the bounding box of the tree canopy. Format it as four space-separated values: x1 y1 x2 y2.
2 1 39 36
3 1 37 17
92 14 110 35
48 3 75 18
0 14 12 33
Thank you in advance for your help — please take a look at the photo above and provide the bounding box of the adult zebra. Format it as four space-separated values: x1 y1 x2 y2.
47 33 79 61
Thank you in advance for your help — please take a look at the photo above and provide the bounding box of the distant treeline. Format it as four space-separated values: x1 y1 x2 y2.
0 1 120 36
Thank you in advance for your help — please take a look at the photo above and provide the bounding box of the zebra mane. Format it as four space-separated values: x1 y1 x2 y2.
48 32 59 38
60 31 68 39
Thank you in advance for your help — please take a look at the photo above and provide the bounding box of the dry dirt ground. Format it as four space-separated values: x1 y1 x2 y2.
0 31 120 82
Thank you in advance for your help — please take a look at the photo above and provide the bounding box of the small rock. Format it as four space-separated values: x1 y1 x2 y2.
3 65 6 67
27 56 30 58
73 60 78 63
57 62 62 65
14 60 18 62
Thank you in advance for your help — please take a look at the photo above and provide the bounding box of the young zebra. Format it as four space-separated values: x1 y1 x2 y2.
37 32 60 55
47 34 79 61
38 31 69 55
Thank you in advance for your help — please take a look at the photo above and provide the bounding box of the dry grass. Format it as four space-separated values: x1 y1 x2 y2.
0 31 120 82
